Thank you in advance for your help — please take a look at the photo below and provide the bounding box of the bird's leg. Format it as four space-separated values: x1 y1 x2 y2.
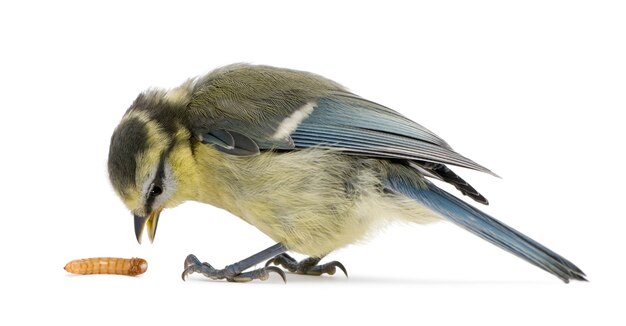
182 243 288 282
266 253 348 277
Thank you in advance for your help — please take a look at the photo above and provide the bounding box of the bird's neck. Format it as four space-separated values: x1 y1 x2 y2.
181 143 240 212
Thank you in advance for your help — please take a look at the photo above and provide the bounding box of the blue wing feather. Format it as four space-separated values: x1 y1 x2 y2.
305 96 451 148
290 95 495 176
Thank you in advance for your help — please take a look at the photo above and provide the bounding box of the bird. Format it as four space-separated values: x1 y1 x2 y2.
107 63 586 283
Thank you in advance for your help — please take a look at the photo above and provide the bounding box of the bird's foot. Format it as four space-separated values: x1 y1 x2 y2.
182 254 286 283
265 253 348 277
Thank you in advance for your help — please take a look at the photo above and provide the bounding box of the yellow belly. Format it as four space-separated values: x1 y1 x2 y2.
193 146 440 257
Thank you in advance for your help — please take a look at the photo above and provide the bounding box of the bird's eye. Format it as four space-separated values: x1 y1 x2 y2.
149 184 163 197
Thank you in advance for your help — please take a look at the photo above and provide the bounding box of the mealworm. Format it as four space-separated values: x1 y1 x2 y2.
64 257 148 276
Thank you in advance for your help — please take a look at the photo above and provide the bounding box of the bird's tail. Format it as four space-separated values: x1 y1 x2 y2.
384 172 586 283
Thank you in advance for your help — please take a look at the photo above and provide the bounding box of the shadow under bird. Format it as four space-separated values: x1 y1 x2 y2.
107 63 586 283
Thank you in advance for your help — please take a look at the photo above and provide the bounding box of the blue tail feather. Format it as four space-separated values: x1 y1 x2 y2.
385 173 586 283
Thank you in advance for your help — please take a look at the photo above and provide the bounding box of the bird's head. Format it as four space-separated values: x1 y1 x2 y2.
108 88 197 244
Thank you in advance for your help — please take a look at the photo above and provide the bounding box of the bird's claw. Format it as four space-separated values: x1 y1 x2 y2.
182 254 286 283
266 253 348 277
228 266 286 283
324 261 348 277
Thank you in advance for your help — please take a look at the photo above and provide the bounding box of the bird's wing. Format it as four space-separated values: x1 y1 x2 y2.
292 93 494 174
190 90 494 204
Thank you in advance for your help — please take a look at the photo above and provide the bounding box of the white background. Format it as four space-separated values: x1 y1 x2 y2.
1 1 624 325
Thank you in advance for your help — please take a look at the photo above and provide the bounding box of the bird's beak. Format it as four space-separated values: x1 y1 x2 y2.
134 208 162 244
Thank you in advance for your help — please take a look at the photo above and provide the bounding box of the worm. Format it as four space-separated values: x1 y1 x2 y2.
64 257 148 276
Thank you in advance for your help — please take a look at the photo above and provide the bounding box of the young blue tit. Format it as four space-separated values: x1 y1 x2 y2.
107 63 586 283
